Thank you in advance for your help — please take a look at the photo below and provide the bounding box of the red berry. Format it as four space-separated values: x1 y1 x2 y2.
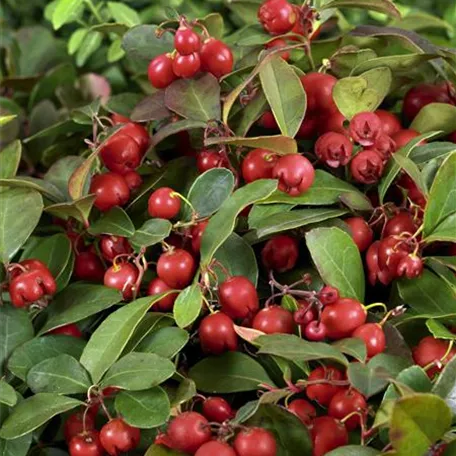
300 73 338 114
403 83 453 121
252 305 295 334
344 217 374 252
174 27 201 55
148 53 177 89
306 366 346 406
199 312 238 355
167 412 212 454
100 418 140 456
234 427 277 456
304 321 327 341
261 234 299 272
321 298 367 339
172 52 201 78
391 129 421 150
318 286 340 306
365 241 394 286
259 111 278 129
396 254 424 279
328 388 367 431
123 170 142 191
65 412 95 443
190 220 209 253
318 110 346 135
202 397 235 423
287 399 316 425
413 336 456 378
148 187 181 219
449 131 456 143
69 431 104 456
314 132 353 168
195 441 237 456
118 122 150 151
349 112 382 146
294 302 317 326
100 134 142 175
242 149 278 183
157 249 196 289
103 262 139 300
147 278 178 312
378 235 411 274
374 110 402 136
74 251 105 282
272 154 315 196
296 115 319 139
196 149 228 174
200 38 234 78
366 134 396 161
258 0 296 35
266 38 290 60
311 416 349 456
100 235 132 262
350 150 385 184
352 323 386 358
50 324 82 338
111 113 130 124
384 212 417 238
90 173 130 212
219 276 259 321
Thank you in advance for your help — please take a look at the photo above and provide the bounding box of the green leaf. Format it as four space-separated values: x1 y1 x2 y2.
151 120 206 148
184 168 235 221
0 177 65 203
0 115 17 127
52 0 84 30
165 74 221 122
410 142 456 165
0 394 82 439
390 394 452 454
129 219 172 250
0 381 17 407
423 152 456 240
0 188 43 262
76 31 103 67
306 227 365 302
332 338 367 363
249 204 294 229
432 357 456 415
0 141 21 179
426 319 456 341
257 334 348 366
234 90 268 137
173 284 202 329
105 93 143 118
122 25 173 61
21 234 73 292
320 0 400 18
169 378 197 408
68 28 87 55
201 13 224 40
326 446 380 456
205 135 297 155
411 103 456 135
8 335 86 381
107 2 140 27
131 93 170 123
44 195 96 227
259 55 306 138
88 207 135 237
107 38 125 63
80 294 170 383
391 153 427 196
44 156 85 200
398 269 456 316
200 179 277 267
27 354 91 395
135 327 189 359
100 353 175 390
115 387 170 429
0 307 34 373
145 445 185 456
39 284 122 335
0 434 32 456
189 352 274 393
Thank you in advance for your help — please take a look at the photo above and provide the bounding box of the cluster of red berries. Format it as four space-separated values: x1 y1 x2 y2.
89 114 149 212
148 19 233 89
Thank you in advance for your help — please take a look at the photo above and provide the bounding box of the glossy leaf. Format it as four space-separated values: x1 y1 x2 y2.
44 156 85 200
205 135 297 155
0 177 64 203
151 120 207 148
326 446 380 456
173 284 202 329
432 357 456 415
332 338 367 363
122 25 173 61
411 103 456 135
135 327 189 359
88 207 135 237
410 142 456 165
0 381 17 408
0 141 21 179
129 219 172 250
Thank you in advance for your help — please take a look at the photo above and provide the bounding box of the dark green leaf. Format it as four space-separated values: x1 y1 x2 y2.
122 25 173 61
135 327 189 358
150 120 206 148
0 141 21 179
44 156 85 200
0 434 32 456
201 13 224 39
88 207 135 237
392 153 427 195
205 135 297 155
383 366 432 403
432 357 456 415
169 378 197 408
104 93 143 118
234 90 268 137
411 104 456 135
249 204 295 229
326 446 380 456
321 0 400 17
131 93 170 122
130 219 172 250
410 142 456 165
0 177 64 203
173 284 202 329
332 338 367 362
426 319 456 340
45 195 96 228
0 381 17 407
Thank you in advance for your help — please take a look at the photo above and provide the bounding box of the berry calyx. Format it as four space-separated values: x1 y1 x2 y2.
396 254 424 279
328 389 367 431
314 132 353 168
350 150 385 184
349 112 382 147
100 235 132 262
304 321 327 341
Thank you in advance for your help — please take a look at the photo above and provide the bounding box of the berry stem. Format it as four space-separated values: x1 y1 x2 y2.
171 192 198 218
364 302 388 313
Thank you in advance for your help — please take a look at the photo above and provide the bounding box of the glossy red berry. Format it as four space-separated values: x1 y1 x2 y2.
90 173 130 212
272 154 315 196
318 110 346 135
74 251 105 282
300 73 338 113
100 134 142 175
315 132 353 168
242 149 278 183
219 276 259 321
258 0 296 35
111 113 130 124
318 286 340 306
366 241 394 286
391 129 421 150
311 416 349 456
321 298 367 339
294 302 317 326
352 323 386 358
252 306 295 334
195 441 237 456
123 170 142 191
65 412 95 443
259 111 278 129
200 38 234 78
378 235 411 273
261 234 299 273
103 262 139 300
190 220 209 253
197 149 228 173
69 431 104 456
449 131 456 143
296 115 319 139
413 336 456 378
233 427 277 456
100 418 140 456
367 134 396 161
350 150 384 184
306 366 346 406
167 412 212 454
349 112 382 147
172 52 201 78
344 217 374 252
374 110 402 136
266 38 290 60
174 27 201 55
148 187 181 219
396 254 424 279
118 122 150 151
199 312 238 355
304 321 327 341
202 397 235 423
50 324 82 338
157 249 195 289
147 278 178 312
148 53 177 89
100 235 132 262
287 399 316 425
384 212 417 237
328 388 367 431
